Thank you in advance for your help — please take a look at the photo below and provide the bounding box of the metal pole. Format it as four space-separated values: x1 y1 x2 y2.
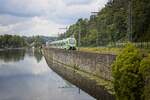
128 0 132 42
96 22 99 47
59 27 68 39
78 23 81 50
91 12 99 47
57 32 60 39
64 32 66 39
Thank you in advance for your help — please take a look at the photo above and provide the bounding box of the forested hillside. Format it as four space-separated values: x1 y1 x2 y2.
63 0 150 46
23 36 56 47
0 35 26 48
0 35 56 48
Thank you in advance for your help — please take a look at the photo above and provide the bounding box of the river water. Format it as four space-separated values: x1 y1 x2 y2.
0 49 95 100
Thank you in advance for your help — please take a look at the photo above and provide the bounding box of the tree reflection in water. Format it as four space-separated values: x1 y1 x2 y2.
33 49 43 63
0 49 25 62
0 49 43 63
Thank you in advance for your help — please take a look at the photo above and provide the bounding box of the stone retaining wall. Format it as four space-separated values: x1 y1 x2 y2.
43 47 116 100
44 47 116 81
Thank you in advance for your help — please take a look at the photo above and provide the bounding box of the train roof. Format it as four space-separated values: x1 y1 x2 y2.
50 37 76 44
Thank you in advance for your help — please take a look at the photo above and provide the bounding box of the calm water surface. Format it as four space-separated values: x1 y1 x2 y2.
0 49 95 100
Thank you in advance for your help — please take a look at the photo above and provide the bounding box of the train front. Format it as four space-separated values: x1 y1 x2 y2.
68 38 76 50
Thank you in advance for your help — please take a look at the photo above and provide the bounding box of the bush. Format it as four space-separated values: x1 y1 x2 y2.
139 55 150 100
112 43 144 100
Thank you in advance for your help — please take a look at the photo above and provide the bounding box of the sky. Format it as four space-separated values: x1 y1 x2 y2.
0 0 108 37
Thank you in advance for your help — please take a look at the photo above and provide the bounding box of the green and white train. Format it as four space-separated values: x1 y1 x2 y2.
47 37 77 50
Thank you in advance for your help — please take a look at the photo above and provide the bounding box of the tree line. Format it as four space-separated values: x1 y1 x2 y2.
0 35 26 48
0 35 54 48
62 0 150 47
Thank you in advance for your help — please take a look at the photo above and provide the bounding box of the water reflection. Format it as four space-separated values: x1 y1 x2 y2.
0 49 43 63
0 49 95 100
33 49 43 63
0 49 25 62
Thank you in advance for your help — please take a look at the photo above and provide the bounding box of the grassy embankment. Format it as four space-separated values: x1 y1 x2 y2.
79 47 150 55
79 47 122 55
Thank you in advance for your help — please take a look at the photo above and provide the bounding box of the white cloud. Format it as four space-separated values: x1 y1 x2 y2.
0 14 29 26
62 0 94 5
0 17 64 36
0 0 108 36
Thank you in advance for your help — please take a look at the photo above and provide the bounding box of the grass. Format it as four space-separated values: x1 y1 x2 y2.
79 47 122 55
79 47 150 55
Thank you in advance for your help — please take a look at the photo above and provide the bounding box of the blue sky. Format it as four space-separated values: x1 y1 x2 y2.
0 0 108 36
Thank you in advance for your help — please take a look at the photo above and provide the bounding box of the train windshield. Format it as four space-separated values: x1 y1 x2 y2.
69 38 76 44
